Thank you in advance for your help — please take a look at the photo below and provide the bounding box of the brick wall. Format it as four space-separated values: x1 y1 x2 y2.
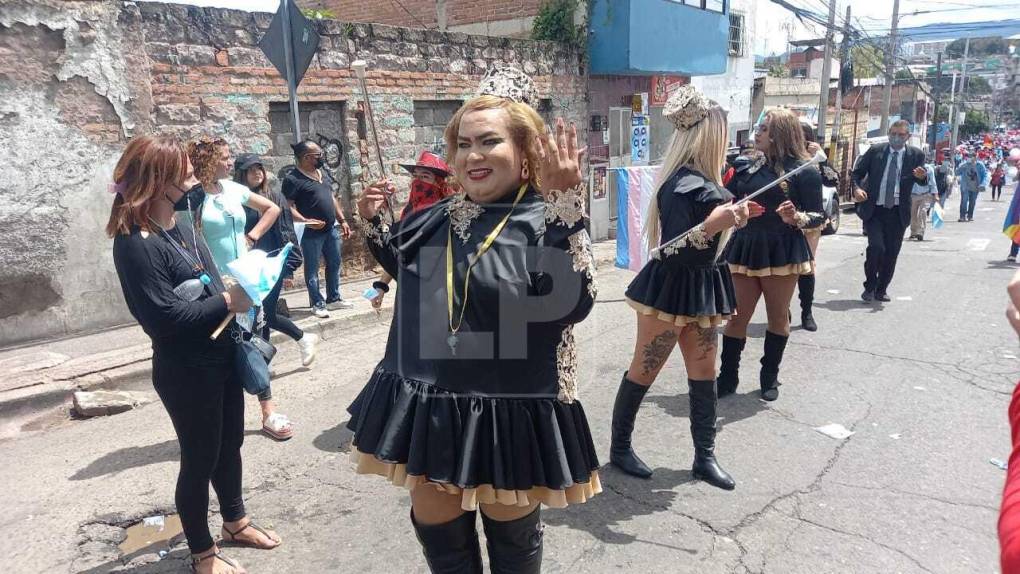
0 0 585 345
301 0 545 30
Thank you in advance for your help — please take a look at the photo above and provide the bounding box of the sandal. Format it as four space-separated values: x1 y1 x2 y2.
221 520 281 550
262 412 294 441
192 550 244 573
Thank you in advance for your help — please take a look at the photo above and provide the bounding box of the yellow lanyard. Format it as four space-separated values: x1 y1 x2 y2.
445 184 528 354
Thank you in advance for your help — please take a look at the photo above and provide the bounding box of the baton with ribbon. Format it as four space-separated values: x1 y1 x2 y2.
649 149 827 260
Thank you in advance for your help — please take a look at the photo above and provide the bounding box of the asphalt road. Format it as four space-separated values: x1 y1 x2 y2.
2 189 1018 574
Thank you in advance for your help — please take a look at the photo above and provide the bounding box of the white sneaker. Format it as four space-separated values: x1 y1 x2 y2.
298 333 320 366
313 305 330 319
326 299 354 310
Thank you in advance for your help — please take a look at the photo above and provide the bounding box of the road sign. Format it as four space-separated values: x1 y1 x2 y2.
258 0 320 87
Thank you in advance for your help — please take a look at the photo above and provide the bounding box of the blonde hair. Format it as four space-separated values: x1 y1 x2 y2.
763 108 810 169
645 106 728 250
444 95 546 189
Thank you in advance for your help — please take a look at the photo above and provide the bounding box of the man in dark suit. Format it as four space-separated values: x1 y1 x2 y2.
851 120 929 303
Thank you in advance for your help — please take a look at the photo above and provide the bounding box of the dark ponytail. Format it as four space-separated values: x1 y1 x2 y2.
291 139 316 158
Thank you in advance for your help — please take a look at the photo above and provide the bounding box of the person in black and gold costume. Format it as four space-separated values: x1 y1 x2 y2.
719 108 825 402
349 67 599 574
610 85 764 490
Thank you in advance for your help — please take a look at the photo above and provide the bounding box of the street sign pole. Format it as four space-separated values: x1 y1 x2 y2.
930 52 942 156
280 0 301 143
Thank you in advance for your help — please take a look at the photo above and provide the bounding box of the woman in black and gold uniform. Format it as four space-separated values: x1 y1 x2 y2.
610 86 763 490
719 108 825 402
349 68 599 574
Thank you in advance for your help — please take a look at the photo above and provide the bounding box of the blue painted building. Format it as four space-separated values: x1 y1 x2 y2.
588 0 730 76
585 0 737 242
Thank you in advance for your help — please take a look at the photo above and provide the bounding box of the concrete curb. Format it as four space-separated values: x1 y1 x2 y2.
0 242 617 420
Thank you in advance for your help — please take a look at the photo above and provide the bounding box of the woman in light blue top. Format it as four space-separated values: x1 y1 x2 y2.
188 137 297 442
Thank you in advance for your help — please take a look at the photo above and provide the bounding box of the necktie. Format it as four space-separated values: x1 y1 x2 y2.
884 151 899 208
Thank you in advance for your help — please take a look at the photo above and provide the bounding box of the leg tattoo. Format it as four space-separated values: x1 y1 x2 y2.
693 325 718 361
641 330 678 376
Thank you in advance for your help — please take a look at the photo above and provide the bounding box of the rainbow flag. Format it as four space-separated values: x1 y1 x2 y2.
1005 182 1020 244
614 166 660 271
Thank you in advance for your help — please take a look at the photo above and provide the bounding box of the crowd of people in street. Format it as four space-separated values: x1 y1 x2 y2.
104 65 1020 573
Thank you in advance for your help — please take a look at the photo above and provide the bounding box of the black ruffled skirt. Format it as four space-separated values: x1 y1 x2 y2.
346 368 602 510
625 260 736 328
724 228 813 277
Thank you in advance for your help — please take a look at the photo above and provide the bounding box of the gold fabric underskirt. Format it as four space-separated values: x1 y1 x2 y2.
728 261 813 277
626 298 730 329
350 448 603 511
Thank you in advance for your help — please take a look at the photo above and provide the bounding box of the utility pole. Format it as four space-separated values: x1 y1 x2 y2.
930 52 943 157
879 0 900 132
950 37 970 154
829 4 852 173
816 0 838 143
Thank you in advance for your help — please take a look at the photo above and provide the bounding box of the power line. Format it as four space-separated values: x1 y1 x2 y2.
389 0 430 29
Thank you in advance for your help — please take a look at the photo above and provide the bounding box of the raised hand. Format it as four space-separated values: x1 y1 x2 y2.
357 179 396 220
536 118 586 195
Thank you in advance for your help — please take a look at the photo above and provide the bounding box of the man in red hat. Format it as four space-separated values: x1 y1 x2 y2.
397 150 455 218
367 151 457 309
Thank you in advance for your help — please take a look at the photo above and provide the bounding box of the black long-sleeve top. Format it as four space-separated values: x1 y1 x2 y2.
358 185 596 402
727 153 826 232
113 219 234 361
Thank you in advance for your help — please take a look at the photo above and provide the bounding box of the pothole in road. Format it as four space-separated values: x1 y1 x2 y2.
74 510 188 573
119 514 184 557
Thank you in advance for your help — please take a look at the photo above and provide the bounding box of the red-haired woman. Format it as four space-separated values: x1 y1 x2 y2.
108 135 280 574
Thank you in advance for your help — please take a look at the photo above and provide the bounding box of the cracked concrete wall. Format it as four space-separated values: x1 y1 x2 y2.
0 0 152 346
0 0 584 347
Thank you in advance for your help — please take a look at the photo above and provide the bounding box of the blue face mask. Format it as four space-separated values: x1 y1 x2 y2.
888 135 907 150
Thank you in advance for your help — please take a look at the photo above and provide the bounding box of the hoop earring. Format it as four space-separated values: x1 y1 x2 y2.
521 159 530 179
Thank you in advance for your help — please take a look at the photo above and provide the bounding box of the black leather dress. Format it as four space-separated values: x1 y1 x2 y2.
624 167 736 328
348 185 602 510
724 154 825 276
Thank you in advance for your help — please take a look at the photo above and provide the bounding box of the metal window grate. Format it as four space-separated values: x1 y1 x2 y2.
728 13 744 57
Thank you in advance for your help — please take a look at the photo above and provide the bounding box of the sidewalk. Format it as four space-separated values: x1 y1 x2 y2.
0 240 619 426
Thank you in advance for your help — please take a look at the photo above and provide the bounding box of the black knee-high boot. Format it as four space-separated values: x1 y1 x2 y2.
610 373 653 478
688 379 736 490
798 274 818 332
411 510 483 574
716 335 746 397
760 331 789 402
481 506 543 574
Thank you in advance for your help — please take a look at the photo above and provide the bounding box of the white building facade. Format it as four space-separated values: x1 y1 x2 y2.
690 0 757 146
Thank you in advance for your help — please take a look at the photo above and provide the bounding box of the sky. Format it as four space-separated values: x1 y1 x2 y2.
145 0 1020 56
754 0 1020 56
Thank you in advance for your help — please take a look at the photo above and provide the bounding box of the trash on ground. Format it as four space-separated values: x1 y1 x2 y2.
896 296 913 301
991 458 1009 471
913 386 926 391
142 515 165 530
814 423 855 440
826 289 840 295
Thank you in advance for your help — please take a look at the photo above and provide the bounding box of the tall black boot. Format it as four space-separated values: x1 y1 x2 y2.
759 331 789 402
481 506 543 574
610 373 653 478
716 335 746 397
798 274 818 332
411 510 483 574
688 379 736 490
